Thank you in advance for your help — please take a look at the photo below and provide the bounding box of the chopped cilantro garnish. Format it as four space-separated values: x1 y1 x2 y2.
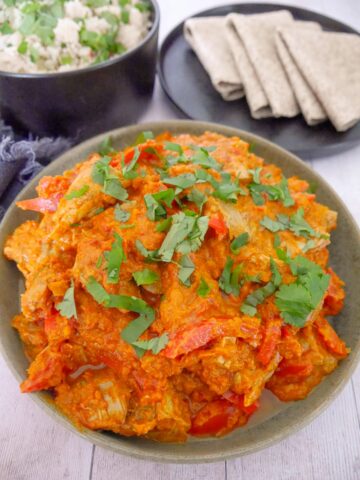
133 268 159 286
17 39 28 54
103 176 128 200
261 208 320 238
114 204 130 222
122 147 140 178
56 281 77 319
144 189 175 221
248 171 294 207
240 258 281 316
274 233 281 248
135 130 154 145
132 333 169 357
219 257 242 296
156 217 172 232
302 239 316 252
275 256 330 327
178 254 195 287
0 20 14 35
197 277 211 297
165 142 183 155
92 156 111 185
105 233 126 284
98 136 115 156
86 276 110 304
213 172 246 203
65 185 89 200
187 188 207 212
162 173 197 190
230 232 249 254
192 147 222 171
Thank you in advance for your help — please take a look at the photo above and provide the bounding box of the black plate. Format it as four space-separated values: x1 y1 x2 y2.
159 3 360 157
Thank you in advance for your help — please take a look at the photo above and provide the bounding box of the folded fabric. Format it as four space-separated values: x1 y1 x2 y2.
183 17 244 101
227 10 300 118
276 24 327 126
0 121 72 220
226 14 272 118
278 29 360 132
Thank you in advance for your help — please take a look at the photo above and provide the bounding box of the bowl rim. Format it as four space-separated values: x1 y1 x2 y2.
0 0 160 79
1 119 359 463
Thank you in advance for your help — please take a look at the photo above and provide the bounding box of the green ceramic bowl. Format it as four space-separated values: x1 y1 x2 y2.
0 120 359 463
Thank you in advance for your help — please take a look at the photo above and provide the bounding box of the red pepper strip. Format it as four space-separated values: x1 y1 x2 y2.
276 360 313 378
209 215 228 237
257 318 282 366
314 317 348 357
189 399 241 437
162 316 260 359
17 196 59 213
222 391 259 415
21 349 63 393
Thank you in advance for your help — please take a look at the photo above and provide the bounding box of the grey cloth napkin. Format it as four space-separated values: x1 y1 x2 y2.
0 121 72 220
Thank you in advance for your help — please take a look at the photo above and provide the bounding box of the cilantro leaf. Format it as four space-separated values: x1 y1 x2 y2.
192 147 222 171
163 173 197 190
197 277 211 297
98 136 115 156
133 268 159 286
121 313 155 344
240 257 281 315
260 215 288 232
56 281 77 319
187 188 207 211
103 176 128 201
122 147 140 178
165 142 183 155
144 189 175 221
135 240 161 262
65 185 89 200
249 175 294 207
275 255 330 327
213 173 246 203
135 131 154 144
86 276 110 304
158 213 196 262
156 217 172 232
288 208 316 238
114 204 130 222
178 255 195 287
132 333 169 356
106 233 126 284
219 257 242 296
230 232 249 254
92 156 111 185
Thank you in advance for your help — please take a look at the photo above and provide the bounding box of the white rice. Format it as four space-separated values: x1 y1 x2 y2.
0 0 152 74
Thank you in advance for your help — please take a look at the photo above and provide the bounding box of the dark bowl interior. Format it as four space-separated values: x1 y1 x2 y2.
0 0 160 141
0 120 359 463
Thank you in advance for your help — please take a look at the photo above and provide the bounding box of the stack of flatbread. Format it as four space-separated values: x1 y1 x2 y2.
184 10 360 131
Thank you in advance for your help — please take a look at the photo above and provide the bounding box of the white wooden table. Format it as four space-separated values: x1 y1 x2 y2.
1 1 360 479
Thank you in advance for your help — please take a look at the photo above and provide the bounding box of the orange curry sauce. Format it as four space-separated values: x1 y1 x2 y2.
4 131 348 442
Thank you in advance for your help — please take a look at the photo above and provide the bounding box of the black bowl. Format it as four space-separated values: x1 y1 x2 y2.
0 1 160 141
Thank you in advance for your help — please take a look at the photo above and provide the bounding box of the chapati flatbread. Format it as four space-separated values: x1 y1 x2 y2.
226 14 272 118
279 29 360 131
184 17 244 101
275 24 327 126
227 10 300 118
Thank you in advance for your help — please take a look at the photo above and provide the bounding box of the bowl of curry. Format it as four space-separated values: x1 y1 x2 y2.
0 120 359 463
